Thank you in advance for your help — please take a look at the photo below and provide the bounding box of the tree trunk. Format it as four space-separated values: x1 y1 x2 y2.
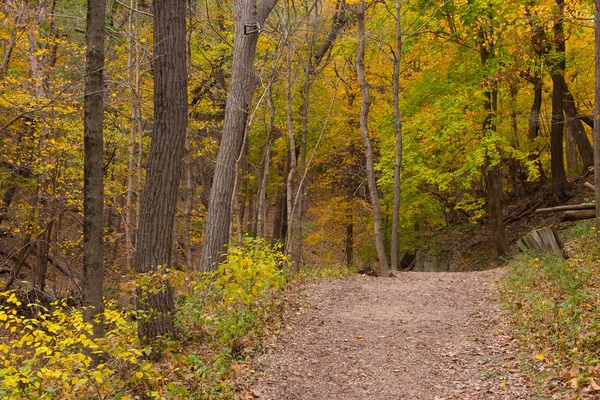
479 18 507 257
345 164 354 268
595 0 600 241
529 84 543 140
390 0 403 271
126 0 141 269
135 0 187 346
294 41 311 271
563 86 594 169
83 0 107 339
199 0 278 272
256 85 274 238
27 0 53 292
356 0 389 277
284 46 298 262
183 138 194 270
565 125 579 171
484 89 507 257
550 0 571 201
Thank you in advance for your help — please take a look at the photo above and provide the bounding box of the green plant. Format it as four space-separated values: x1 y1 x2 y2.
501 225 600 394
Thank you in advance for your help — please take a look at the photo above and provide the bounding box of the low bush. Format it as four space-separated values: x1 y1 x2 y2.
0 238 288 399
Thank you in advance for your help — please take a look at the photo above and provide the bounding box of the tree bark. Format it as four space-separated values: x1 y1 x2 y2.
356 0 389 277
483 90 507 257
256 85 275 238
313 0 347 66
550 0 571 201
390 0 403 271
199 0 278 272
83 0 107 340
126 0 141 269
559 209 596 222
478 17 507 257
595 0 600 241
135 0 187 346
563 86 594 169
284 46 298 262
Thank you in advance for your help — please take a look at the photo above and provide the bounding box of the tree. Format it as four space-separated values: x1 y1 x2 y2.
390 0 403 270
549 0 570 201
199 0 279 272
356 0 389 277
134 0 188 346
82 0 107 339
595 0 600 241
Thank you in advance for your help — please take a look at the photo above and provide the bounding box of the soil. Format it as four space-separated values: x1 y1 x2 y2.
246 269 541 400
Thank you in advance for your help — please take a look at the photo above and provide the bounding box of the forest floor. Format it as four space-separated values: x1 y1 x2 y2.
243 269 541 400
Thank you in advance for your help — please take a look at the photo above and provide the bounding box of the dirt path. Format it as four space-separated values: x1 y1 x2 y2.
249 269 537 400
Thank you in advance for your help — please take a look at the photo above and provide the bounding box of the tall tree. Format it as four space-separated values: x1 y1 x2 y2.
390 0 403 271
82 0 107 339
199 0 278 272
356 0 389 277
549 0 570 201
595 0 600 241
134 0 188 345
477 3 507 257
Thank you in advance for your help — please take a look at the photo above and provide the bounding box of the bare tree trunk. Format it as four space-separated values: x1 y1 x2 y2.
313 0 347 66
183 138 194 270
83 0 107 339
284 46 297 261
199 0 278 271
390 0 403 271
563 86 594 169
294 39 311 271
595 0 600 241
550 0 571 201
565 126 579 171
125 0 140 269
256 85 275 238
478 16 507 257
135 0 187 346
345 164 354 268
356 0 389 277
27 0 52 291
529 85 543 140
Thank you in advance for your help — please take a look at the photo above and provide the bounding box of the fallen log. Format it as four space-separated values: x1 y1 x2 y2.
584 182 596 192
558 209 596 223
536 203 595 214
516 226 566 258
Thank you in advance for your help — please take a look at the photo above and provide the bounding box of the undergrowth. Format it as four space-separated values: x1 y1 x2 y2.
0 238 354 399
501 221 600 395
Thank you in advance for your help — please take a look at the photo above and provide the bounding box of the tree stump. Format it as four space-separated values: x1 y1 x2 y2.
516 226 566 258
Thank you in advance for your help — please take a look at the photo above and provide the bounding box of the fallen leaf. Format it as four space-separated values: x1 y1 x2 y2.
569 378 579 390
356 335 365 340
532 353 545 361
590 377 600 391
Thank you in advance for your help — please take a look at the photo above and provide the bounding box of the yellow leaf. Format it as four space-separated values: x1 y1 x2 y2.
569 378 579 389
135 371 144 379
532 353 545 361
92 370 103 383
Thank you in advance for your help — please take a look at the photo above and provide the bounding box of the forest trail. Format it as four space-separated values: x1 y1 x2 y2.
249 269 535 400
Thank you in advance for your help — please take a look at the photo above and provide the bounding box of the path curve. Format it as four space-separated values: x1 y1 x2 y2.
250 269 536 399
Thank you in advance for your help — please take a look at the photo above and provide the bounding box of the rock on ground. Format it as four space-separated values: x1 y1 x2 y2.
248 269 540 400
